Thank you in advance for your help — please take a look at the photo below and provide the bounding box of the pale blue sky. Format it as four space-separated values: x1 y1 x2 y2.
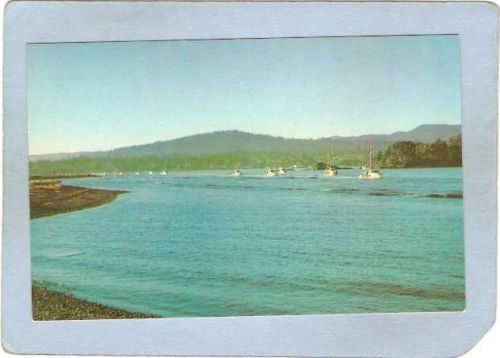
27 35 461 154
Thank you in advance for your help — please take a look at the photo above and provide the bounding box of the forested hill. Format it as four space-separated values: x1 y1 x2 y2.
29 135 462 175
376 134 462 168
30 124 461 162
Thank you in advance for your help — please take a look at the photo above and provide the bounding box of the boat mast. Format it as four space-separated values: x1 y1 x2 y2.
368 142 373 169
325 145 333 169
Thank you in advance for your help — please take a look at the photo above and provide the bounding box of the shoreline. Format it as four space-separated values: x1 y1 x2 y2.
30 173 100 180
30 183 128 219
29 166 463 178
31 183 138 319
32 285 158 320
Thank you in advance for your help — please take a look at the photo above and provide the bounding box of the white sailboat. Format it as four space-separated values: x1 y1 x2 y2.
264 168 276 177
359 143 382 179
324 148 337 177
324 167 336 176
263 154 276 177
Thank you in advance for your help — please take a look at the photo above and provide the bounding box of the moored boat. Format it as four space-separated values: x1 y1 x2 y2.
359 143 382 179
323 147 337 177
264 154 276 177
264 168 276 177
324 167 337 176
276 167 286 174
359 167 381 179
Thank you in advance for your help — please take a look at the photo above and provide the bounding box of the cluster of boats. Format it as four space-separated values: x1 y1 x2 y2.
96 170 169 176
96 145 382 180
134 170 168 175
232 143 382 180
231 166 381 179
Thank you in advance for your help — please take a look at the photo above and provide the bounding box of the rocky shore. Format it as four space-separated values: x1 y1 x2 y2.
32 286 158 320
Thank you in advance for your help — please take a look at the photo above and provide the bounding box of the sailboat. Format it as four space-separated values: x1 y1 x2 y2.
276 167 286 174
231 168 241 177
324 147 337 177
264 154 276 177
359 143 382 179
264 169 276 177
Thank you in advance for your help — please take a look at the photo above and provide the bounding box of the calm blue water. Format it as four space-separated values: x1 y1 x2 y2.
31 168 464 317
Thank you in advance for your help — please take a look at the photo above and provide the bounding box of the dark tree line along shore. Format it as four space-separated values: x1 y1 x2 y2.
29 134 462 174
375 134 462 168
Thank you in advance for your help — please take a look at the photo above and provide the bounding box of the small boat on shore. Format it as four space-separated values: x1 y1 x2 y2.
160 170 168 175
231 169 241 177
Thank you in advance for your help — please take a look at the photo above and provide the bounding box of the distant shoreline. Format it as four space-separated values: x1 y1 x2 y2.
29 165 462 177
30 174 100 180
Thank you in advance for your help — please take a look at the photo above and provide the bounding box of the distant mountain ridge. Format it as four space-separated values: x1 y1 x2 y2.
30 124 461 162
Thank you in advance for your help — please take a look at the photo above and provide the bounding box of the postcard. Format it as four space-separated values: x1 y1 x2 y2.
2 1 497 357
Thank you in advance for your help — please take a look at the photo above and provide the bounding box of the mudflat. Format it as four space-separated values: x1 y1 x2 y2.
30 184 127 219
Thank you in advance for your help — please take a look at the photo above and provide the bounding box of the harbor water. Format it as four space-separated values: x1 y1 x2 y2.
31 168 464 317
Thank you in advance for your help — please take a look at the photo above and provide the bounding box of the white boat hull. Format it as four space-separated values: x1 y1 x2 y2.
359 171 382 179
324 169 337 177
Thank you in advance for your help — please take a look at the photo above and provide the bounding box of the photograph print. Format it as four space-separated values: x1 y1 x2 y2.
28 35 464 320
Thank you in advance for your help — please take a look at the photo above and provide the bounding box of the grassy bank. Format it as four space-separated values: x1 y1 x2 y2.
32 286 157 320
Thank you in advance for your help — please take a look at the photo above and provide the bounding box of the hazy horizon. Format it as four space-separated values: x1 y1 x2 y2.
28 35 461 155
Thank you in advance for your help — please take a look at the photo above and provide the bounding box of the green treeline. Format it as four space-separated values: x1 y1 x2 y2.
375 134 462 168
29 151 365 175
29 134 462 175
